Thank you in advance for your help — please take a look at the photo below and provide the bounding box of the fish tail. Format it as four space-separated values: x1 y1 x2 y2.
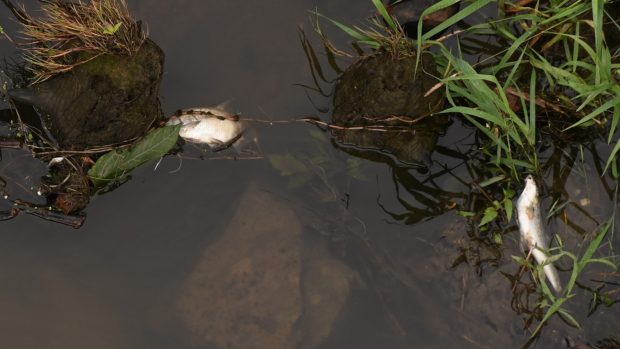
543 263 562 293
532 249 562 293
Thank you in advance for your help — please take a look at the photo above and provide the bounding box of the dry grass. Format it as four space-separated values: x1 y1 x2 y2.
20 0 146 82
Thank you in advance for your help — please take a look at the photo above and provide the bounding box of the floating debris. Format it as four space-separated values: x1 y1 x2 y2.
516 175 562 293
166 105 246 151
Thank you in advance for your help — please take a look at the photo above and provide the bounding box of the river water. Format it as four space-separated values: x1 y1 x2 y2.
0 1 618 348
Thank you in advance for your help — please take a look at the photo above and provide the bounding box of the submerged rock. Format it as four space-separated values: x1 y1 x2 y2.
292 243 358 349
332 52 447 167
9 39 164 149
175 184 357 349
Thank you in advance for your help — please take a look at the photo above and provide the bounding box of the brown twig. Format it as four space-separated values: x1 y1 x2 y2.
0 140 22 149
12 200 85 228
243 116 426 132
512 249 535 295
505 86 566 115
425 73 458 97
302 118 411 132
360 114 431 124
31 136 137 157
0 207 18 221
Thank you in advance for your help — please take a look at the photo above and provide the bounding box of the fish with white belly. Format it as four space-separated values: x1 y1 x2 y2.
516 175 563 293
166 105 246 151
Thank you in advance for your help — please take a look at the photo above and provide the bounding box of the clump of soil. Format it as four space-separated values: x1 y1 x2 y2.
332 52 447 166
10 39 165 149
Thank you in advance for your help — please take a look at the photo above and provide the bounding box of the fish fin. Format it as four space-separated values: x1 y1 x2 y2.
211 132 245 152
215 99 235 112
209 138 229 152
178 120 202 128
182 136 213 144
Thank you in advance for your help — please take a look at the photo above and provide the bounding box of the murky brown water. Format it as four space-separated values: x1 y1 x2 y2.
1 1 619 349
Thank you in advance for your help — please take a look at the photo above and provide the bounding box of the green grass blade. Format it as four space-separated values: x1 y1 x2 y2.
422 0 485 41
585 258 618 270
528 69 537 145
532 295 573 337
592 0 604 84
313 11 373 42
558 309 581 329
568 95 620 130
371 0 397 31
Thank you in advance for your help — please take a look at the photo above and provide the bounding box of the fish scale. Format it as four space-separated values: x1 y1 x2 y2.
516 175 563 293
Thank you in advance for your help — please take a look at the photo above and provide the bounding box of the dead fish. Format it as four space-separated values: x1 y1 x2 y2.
516 175 563 293
166 105 245 151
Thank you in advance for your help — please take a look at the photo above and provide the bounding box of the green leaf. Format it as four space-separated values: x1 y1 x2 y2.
558 309 581 329
103 22 123 35
88 125 181 187
458 210 475 218
478 175 505 188
503 188 516 199
532 295 573 337
584 258 618 270
504 199 513 222
493 232 503 245
479 207 498 227
512 255 530 266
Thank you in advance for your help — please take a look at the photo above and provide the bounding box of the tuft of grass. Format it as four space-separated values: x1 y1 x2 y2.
19 0 146 82
436 45 540 178
310 1 415 59
313 0 620 176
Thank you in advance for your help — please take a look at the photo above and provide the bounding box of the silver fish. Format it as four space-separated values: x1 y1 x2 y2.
516 175 562 293
166 106 245 151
